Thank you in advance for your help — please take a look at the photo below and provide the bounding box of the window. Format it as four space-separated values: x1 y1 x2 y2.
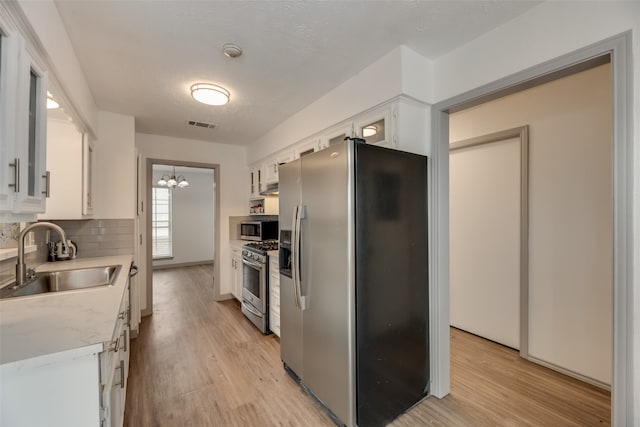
152 187 172 258
27 69 38 196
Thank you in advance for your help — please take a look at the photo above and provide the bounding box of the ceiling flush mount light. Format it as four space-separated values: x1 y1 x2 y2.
47 91 59 110
223 43 243 58
191 83 230 106
362 125 377 137
157 167 189 189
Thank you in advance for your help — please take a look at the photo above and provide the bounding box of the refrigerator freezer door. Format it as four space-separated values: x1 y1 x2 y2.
354 144 430 426
279 160 304 378
300 142 355 426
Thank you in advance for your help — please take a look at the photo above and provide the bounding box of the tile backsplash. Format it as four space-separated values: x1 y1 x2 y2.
0 219 134 286
0 223 21 248
49 219 135 259
0 225 48 286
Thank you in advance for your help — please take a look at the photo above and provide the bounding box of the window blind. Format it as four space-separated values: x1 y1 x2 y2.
152 187 172 258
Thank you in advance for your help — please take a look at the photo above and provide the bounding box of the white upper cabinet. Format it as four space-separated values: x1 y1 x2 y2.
263 161 278 185
248 96 428 200
0 29 20 214
0 28 49 221
294 137 321 159
354 104 396 148
38 117 93 220
82 135 94 216
263 149 294 185
320 122 353 149
249 167 263 199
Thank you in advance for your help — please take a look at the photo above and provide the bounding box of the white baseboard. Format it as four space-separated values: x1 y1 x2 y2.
152 260 213 270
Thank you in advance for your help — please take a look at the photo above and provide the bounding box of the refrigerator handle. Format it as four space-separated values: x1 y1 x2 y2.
295 205 306 310
291 205 301 308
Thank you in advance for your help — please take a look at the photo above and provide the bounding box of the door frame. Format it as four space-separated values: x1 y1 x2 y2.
144 158 221 316
429 32 633 425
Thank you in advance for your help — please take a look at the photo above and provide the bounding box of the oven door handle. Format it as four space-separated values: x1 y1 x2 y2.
242 301 264 318
242 258 264 270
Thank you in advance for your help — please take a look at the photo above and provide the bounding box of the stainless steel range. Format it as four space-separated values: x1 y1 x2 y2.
241 240 278 334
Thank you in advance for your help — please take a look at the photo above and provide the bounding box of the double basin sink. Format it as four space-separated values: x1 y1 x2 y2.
0 265 121 300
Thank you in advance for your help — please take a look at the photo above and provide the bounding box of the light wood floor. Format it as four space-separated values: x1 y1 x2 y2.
124 265 610 426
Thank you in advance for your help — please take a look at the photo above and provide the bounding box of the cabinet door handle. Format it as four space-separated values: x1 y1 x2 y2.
114 360 125 388
42 171 50 197
129 264 139 278
8 158 19 193
122 331 127 352
120 359 125 388
109 336 120 352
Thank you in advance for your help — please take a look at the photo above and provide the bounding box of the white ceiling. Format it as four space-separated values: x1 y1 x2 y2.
54 0 542 146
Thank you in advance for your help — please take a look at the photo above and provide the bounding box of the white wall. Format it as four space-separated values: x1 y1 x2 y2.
136 133 247 310
433 2 640 104
451 64 612 385
247 46 434 164
152 168 214 267
94 111 136 219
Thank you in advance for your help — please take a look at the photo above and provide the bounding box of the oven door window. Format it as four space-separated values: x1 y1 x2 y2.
243 262 262 299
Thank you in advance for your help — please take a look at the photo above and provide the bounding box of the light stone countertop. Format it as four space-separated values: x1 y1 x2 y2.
0 255 133 367
229 239 246 249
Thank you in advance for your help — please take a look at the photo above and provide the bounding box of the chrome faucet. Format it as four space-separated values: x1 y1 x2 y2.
15 222 67 286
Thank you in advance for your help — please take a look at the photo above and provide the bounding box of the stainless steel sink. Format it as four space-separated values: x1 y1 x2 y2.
0 265 121 299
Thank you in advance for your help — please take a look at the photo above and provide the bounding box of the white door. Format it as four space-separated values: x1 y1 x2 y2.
450 136 522 349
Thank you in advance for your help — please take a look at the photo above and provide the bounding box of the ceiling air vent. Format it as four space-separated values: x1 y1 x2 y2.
187 120 216 129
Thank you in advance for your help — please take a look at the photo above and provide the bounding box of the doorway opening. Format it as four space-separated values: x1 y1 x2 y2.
145 159 221 315
430 32 633 424
447 61 612 424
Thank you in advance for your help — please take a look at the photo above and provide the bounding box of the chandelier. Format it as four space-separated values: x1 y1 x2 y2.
157 167 189 188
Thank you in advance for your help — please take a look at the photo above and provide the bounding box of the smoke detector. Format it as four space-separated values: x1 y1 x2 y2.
223 43 242 58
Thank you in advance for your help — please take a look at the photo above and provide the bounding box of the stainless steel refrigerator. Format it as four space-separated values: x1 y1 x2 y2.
278 140 429 427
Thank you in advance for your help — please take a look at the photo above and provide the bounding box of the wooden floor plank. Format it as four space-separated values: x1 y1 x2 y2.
124 265 610 426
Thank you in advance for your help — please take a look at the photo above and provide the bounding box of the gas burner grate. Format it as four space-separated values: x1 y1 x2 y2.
244 240 279 253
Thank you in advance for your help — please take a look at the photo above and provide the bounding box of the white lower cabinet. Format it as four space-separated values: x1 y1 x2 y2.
0 282 131 427
101 282 130 427
231 244 243 301
269 254 280 337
